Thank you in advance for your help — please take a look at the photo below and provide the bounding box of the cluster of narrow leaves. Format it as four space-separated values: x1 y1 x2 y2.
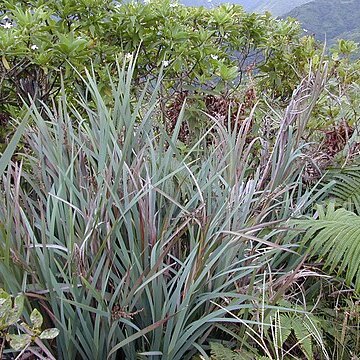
0 57 330 359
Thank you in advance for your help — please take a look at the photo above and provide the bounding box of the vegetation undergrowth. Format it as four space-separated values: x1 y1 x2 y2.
0 54 356 359
0 1 359 359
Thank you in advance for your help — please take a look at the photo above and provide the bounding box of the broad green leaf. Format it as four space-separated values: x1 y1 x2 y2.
40 328 60 340
5 295 24 326
8 334 31 351
30 308 43 329
217 63 238 81
0 293 12 325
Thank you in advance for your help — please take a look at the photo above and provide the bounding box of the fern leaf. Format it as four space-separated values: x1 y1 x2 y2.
278 314 292 346
327 167 360 213
294 204 360 292
292 320 313 360
209 343 259 360
210 343 241 360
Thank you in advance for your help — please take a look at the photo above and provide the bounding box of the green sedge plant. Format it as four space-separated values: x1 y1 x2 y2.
0 55 330 359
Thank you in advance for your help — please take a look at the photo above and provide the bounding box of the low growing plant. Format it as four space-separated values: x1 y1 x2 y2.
0 289 59 359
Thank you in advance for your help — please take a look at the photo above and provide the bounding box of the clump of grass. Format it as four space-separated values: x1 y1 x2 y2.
0 59 329 359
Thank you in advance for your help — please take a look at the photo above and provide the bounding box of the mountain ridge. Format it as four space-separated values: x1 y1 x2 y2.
180 0 313 15
285 0 360 45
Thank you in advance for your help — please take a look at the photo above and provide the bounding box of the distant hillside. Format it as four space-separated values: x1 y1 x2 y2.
180 0 265 12
285 0 360 46
337 29 360 45
253 0 312 15
180 0 312 15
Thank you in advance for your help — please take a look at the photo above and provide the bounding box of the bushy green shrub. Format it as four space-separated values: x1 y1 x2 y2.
1 0 359 157
1 0 359 158
0 0 320 114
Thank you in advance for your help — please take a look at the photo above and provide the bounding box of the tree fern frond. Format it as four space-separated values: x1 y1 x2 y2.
327 167 360 213
295 204 360 292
